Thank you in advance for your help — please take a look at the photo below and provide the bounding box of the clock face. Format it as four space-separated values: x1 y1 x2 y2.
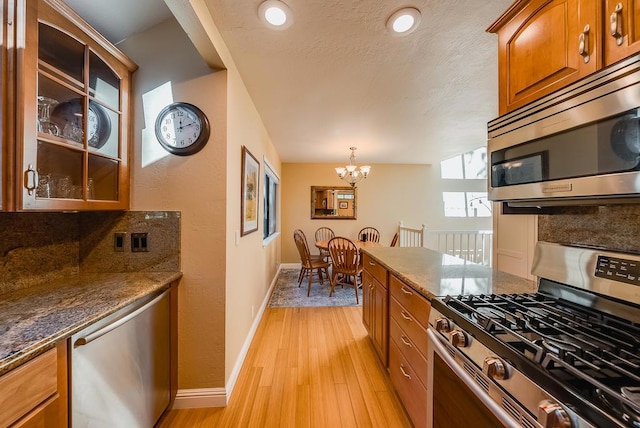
50 99 111 149
155 103 210 156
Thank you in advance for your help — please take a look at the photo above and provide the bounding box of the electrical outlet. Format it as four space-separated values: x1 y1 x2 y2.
131 232 149 252
114 232 126 252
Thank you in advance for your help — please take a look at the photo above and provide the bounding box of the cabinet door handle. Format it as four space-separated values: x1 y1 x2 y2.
400 311 412 321
578 24 590 63
400 286 413 296
401 335 412 347
25 164 38 195
399 364 411 379
610 3 624 46
368 261 376 266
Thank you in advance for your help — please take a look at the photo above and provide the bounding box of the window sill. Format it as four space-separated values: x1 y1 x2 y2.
263 232 280 247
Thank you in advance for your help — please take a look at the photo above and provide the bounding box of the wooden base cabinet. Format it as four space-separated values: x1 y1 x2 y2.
388 274 431 428
362 254 388 365
0 341 68 427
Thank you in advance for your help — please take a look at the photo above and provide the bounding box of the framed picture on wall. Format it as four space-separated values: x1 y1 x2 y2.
241 146 260 236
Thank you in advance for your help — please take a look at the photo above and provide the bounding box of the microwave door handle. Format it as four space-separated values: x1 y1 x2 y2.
427 329 520 427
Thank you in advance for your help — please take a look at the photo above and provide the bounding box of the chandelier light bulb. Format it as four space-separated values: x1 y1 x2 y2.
335 147 371 187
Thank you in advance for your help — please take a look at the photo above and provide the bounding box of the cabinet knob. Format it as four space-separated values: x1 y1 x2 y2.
610 3 624 46
578 24 590 63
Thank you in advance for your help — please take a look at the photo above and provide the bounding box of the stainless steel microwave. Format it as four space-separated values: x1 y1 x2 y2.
487 53 640 207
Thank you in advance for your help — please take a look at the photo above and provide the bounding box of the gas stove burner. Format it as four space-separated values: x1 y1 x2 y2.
596 387 640 427
539 338 578 356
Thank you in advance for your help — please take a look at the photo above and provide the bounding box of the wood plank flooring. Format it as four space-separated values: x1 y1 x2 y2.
159 306 412 427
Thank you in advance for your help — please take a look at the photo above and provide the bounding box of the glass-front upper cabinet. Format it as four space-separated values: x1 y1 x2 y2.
16 0 137 210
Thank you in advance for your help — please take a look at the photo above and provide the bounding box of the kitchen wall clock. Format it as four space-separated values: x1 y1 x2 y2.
154 102 211 156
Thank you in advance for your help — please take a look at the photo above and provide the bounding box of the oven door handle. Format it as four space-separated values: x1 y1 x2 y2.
427 328 520 427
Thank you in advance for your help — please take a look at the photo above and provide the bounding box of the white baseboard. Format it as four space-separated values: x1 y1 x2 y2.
172 265 283 410
172 388 227 409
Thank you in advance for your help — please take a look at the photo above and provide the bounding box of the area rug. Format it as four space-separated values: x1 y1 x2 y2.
268 268 362 308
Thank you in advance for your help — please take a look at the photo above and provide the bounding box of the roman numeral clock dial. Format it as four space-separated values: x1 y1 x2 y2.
154 102 211 156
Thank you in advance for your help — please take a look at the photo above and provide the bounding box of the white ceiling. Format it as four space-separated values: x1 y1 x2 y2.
62 0 512 165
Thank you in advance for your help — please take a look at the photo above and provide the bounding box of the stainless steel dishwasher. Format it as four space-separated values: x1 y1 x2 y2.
71 289 171 427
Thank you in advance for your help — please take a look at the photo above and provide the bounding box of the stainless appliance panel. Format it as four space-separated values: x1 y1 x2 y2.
71 290 170 428
487 54 640 206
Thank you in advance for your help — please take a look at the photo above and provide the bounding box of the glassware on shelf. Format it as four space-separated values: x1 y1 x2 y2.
37 96 60 136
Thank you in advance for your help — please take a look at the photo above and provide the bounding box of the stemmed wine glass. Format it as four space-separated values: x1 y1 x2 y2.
37 96 60 136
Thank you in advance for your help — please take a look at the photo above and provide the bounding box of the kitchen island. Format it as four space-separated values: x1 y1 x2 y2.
361 246 537 300
358 246 536 428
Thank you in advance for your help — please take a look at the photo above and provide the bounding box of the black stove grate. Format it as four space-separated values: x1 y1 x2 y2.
441 292 640 426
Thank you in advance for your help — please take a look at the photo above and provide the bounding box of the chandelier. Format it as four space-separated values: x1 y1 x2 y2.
335 147 371 187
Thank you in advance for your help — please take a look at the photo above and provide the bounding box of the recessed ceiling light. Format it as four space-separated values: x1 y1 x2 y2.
258 0 293 30
386 7 421 36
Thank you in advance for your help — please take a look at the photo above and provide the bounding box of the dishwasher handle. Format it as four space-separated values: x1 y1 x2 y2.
74 291 168 348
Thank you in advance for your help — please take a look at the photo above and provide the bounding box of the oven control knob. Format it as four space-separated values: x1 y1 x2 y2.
435 317 452 333
538 400 572 428
449 330 468 348
483 357 508 380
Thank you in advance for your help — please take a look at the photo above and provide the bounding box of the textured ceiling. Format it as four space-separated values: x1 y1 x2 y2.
62 0 513 165
204 0 513 164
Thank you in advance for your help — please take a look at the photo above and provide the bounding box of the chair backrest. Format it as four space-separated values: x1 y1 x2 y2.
328 237 360 274
390 232 399 247
294 229 313 267
315 227 335 243
358 227 380 243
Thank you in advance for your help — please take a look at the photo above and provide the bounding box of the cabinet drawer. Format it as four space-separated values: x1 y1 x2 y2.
390 296 428 357
362 254 388 286
389 340 427 428
0 348 58 427
390 275 430 328
390 317 428 389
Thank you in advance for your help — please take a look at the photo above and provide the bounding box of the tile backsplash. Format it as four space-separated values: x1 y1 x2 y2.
0 211 180 294
538 205 640 254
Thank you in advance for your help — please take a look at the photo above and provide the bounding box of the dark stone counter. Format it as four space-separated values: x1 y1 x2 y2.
0 271 181 375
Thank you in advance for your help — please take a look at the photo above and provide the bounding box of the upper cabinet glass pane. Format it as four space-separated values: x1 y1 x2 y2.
89 51 120 110
38 23 84 86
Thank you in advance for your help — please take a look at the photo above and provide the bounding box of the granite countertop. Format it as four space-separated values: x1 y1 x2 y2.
0 271 182 376
360 247 537 300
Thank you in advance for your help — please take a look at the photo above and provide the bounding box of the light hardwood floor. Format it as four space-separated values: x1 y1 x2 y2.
159 306 412 427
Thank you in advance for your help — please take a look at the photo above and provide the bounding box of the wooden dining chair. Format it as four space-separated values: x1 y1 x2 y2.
358 227 380 243
293 229 331 296
390 232 399 247
315 227 335 261
327 237 363 304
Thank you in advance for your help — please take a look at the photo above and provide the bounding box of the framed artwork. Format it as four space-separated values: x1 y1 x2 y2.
241 146 260 236
339 201 348 209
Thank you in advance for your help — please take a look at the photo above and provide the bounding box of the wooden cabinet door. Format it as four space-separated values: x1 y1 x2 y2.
362 270 373 333
11 0 135 211
372 278 388 365
604 0 640 65
489 0 599 114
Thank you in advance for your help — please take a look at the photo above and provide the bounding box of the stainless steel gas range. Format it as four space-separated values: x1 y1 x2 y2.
426 242 640 428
